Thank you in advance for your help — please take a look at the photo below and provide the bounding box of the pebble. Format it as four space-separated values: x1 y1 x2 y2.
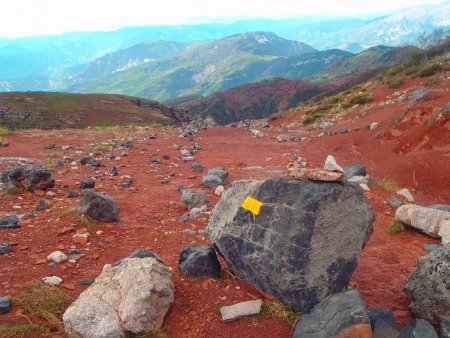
73 233 89 245
47 250 68 263
215 185 225 196
80 278 95 286
0 296 11 314
42 276 63 286
0 244 12 255
221 299 262 321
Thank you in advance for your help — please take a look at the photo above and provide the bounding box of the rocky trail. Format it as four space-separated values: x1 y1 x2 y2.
0 75 449 337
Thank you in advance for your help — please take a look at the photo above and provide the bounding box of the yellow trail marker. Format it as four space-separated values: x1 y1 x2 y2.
241 196 264 220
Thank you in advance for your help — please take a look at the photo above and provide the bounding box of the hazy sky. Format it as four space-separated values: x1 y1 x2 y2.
1 0 446 37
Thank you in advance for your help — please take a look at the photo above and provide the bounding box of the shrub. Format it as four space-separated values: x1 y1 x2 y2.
387 220 406 235
388 77 405 89
348 93 373 105
377 177 401 191
0 126 11 136
418 63 444 77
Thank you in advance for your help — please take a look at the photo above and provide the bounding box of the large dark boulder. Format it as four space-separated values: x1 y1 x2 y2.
405 244 450 324
77 190 119 222
368 308 399 338
0 215 20 229
202 167 228 189
293 289 371 338
179 244 221 279
1 165 54 191
399 319 438 338
207 178 374 312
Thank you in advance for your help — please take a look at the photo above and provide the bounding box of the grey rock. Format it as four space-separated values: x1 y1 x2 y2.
80 278 95 286
0 296 11 315
397 188 415 202
399 319 438 338
55 160 65 167
109 167 118 176
396 205 450 238
63 258 174 338
343 163 367 178
77 190 119 222
179 244 221 279
338 128 349 134
387 196 405 209
440 319 450 338
424 244 441 252
42 276 63 285
348 175 373 185
220 299 262 322
80 157 94 165
36 198 51 211
207 178 374 312
0 215 19 229
368 308 399 338
405 244 450 324
67 191 79 198
179 215 190 222
192 161 203 173
428 204 450 213
89 160 101 167
319 121 334 129
1 165 55 191
80 179 95 189
293 289 371 338
44 143 56 149
0 244 12 255
202 167 228 189
324 155 343 172
181 189 209 211
0 142 9 147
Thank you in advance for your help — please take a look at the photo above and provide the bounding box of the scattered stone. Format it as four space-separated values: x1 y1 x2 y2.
42 276 63 285
319 121 334 129
36 198 51 211
293 289 371 338
324 155 343 172
0 244 12 255
0 296 11 315
46 191 56 197
370 122 379 130
77 190 119 222
343 163 367 178
115 249 164 266
73 233 89 245
423 244 441 252
63 258 174 337
405 244 449 324
250 129 264 138
67 191 79 198
192 161 203 172
162 155 170 160
89 160 101 167
121 150 129 157
80 157 93 165
160 177 171 184
289 168 344 182
397 188 414 202
181 229 197 236
398 319 438 338
181 189 209 211
348 175 373 185
80 179 95 189
202 167 228 189
55 160 65 167
396 205 450 238
44 143 56 149
80 278 95 286
109 167 118 176
179 215 190 222
148 134 157 139
387 196 405 209
1 165 55 191
0 142 9 147
368 308 399 338
220 299 262 322
276 134 290 142
0 215 20 229
214 185 224 196
338 128 349 134
47 251 68 263
179 244 221 279
189 207 203 219
207 178 374 312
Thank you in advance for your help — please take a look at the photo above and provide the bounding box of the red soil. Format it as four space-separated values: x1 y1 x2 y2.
0 75 448 337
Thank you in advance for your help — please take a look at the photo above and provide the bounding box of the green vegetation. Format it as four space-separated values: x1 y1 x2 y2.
376 177 401 191
267 301 302 324
417 63 444 77
347 93 373 106
3 185 19 198
0 323 47 335
387 77 405 88
303 104 333 124
212 303 221 315
0 126 11 136
387 220 406 235
132 329 169 338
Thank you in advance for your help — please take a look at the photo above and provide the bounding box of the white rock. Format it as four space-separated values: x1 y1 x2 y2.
396 205 450 238
438 220 450 245
42 276 63 285
360 183 370 191
221 299 262 321
369 122 379 130
323 155 343 173
47 251 68 263
348 176 371 185
397 188 414 202
63 258 174 337
215 185 225 196
46 191 56 197
250 129 264 138
189 207 203 219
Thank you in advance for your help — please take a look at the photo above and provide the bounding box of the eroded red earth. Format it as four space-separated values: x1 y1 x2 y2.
0 75 449 337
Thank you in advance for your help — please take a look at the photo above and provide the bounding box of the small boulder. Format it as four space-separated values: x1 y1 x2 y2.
36 199 51 211
80 278 95 286
47 251 68 263
181 189 209 211
368 308 399 338
24 165 55 191
202 167 228 189
293 289 371 338
80 157 93 165
0 296 11 315
42 276 63 285
323 155 343 172
220 300 262 322
0 215 19 229
398 319 438 338
67 191 79 198
109 167 118 176
397 188 414 202
387 196 405 209
396 205 450 238
77 190 119 222
343 163 367 178
192 161 203 173
405 244 449 324
80 179 95 189
63 257 174 337
0 244 12 255
178 244 221 279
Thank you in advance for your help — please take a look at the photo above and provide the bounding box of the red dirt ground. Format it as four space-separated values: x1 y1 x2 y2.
0 74 448 337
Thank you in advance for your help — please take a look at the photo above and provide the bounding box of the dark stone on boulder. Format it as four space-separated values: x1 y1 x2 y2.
181 189 209 211
109 167 118 176
368 308 399 338
387 196 405 209
0 296 11 314
440 319 450 338
77 189 118 222
179 244 221 279
428 204 450 213
67 191 79 198
80 157 93 165
399 319 438 338
80 179 95 189
207 178 374 312
192 161 203 173
115 249 164 266
405 244 450 324
0 215 20 229
36 199 51 211
0 244 12 255
80 278 95 286
293 289 371 338
202 167 228 189
343 163 367 178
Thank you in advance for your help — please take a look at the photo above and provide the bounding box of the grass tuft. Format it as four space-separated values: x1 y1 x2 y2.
387 220 406 235
0 323 47 335
417 63 444 78
131 329 169 338
376 177 401 191
212 303 221 315
78 213 97 228
0 126 11 136
3 185 19 198
267 301 302 324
